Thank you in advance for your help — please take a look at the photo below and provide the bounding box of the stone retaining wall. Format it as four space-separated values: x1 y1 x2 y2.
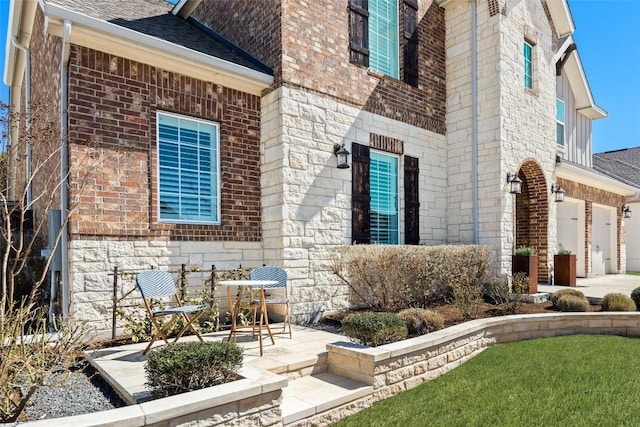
303 312 640 425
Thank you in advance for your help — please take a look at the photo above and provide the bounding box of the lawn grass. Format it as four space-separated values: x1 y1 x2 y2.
334 335 640 426
626 271 640 276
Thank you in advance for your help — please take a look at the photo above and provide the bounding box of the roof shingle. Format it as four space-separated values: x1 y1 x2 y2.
47 0 272 74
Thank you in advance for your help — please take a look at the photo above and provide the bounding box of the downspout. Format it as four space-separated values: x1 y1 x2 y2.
60 20 72 319
471 0 479 244
10 37 31 208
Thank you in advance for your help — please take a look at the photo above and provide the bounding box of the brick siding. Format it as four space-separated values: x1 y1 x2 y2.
193 0 446 134
66 46 262 241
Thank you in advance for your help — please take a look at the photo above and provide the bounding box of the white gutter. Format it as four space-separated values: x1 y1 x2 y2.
41 2 272 94
10 37 32 208
471 0 478 243
556 161 640 197
60 19 72 319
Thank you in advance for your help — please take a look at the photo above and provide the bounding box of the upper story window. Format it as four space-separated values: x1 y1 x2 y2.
349 0 417 84
556 98 565 146
157 112 220 224
370 151 399 244
524 41 533 89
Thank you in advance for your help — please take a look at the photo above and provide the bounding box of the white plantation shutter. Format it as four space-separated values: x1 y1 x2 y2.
369 0 399 79
158 113 219 223
370 151 399 244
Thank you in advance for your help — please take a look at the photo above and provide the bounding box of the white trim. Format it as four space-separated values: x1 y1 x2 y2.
556 162 640 197
563 50 607 120
40 2 272 95
156 111 222 226
545 0 575 38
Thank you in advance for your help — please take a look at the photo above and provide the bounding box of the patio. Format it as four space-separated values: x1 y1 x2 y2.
86 324 371 425
76 274 640 426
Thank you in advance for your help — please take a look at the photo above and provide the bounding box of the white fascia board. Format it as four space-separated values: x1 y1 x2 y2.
564 51 607 119
42 2 273 95
173 0 203 19
546 0 575 38
556 162 639 197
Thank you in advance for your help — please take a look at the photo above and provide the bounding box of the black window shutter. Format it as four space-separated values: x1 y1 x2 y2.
349 0 370 67
352 143 371 244
404 155 420 244
403 0 418 86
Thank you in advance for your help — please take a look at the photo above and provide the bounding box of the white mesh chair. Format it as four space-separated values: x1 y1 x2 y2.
249 266 291 338
136 270 207 355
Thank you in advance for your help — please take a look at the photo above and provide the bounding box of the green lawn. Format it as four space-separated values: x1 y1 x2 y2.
627 271 640 276
334 335 640 426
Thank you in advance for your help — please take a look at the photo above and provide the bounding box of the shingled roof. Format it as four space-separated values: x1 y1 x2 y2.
593 147 640 188
46 0 272 74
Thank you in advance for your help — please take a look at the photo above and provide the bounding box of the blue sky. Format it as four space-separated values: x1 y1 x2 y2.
0 0 638 153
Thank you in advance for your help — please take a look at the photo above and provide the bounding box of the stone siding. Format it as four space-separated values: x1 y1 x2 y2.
70 239 263 331
443 0 558 276
261 86 447 322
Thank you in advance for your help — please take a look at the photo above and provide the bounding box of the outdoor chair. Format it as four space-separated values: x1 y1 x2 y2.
135 269 207 355
249 266 291 338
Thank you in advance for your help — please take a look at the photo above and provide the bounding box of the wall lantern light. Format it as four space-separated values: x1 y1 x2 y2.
623 204 632 219
551 184 565 203
506 172 522 194
334 143 350 169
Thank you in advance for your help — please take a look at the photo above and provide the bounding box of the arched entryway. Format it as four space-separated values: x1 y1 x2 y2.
515 160 549 283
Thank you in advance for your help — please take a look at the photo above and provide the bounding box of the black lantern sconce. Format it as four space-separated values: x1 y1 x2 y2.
506 172 522 194
334 143 350 169
551 184 565 203
623 204 632 219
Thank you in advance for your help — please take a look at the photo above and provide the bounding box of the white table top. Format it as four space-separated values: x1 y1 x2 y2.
218 279 278 287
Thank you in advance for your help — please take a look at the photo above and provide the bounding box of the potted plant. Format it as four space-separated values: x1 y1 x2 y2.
554 246 576 287
512 246 538 293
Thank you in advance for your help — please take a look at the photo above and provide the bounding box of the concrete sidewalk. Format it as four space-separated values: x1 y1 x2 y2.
539 274 640 299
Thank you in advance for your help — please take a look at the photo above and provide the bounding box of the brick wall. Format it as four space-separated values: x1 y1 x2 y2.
193 0 446 134
66 46 262 241
22 7 63 230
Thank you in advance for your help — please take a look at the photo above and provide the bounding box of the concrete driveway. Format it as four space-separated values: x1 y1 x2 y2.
538 274 640 299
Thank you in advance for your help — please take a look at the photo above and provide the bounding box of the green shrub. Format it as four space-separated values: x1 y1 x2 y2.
145 341 243 398
514 246 536 255
399 308 444 336
551 288 586 308
630 287 640 311
332 245 494 312
557 295 590 312
601 293 636 312
342 312 408 347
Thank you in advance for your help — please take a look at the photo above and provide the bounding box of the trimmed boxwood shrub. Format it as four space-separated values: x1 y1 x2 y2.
601 293 636 312
557 295 589 312
342 312 408 347
631 287 640 311
399 308 445 336
551 289 587 308
145 341 243 398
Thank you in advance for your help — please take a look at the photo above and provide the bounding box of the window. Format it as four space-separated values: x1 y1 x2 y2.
352 143 419 245
350 0 412 82
370 151 399 243
524 41 533 89
157 112 220 224
556 98 565 146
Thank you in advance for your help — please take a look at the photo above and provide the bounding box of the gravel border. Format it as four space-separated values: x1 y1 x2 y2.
24 360 125 421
